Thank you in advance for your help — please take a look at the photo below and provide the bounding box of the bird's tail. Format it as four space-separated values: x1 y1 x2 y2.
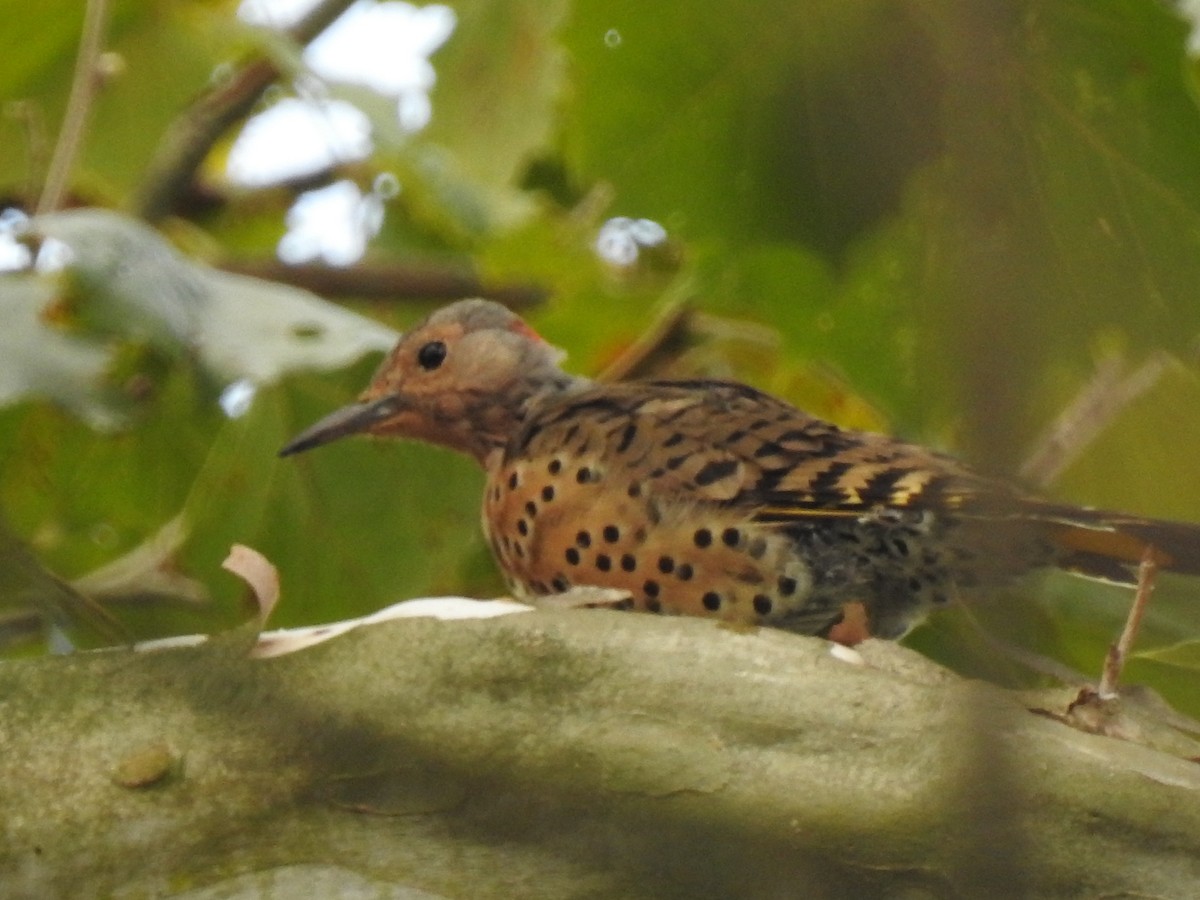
1027 502 1200 585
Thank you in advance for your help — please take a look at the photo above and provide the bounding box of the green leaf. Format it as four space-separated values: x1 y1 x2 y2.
561 0 943 252
1135 640 1200 669
0 274 115 428
419 0 570 232
0 1 242 203
34 209 398 386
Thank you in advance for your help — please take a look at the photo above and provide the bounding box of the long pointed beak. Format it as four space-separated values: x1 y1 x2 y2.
278 395 403 457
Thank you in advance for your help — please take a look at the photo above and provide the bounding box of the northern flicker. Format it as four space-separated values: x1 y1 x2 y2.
280 299 1200 641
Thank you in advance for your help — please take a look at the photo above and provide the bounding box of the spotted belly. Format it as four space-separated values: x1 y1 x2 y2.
480 456 830 632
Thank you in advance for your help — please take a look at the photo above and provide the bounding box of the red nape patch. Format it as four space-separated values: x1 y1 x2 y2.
509 320 547 344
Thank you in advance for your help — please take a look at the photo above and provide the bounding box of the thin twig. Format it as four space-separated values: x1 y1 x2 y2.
36 0 110 214
1097 546 1158 699
218 259 547 309
134 0 359 223
597 302 694 383
1019 353 1169 490
5 101 51 202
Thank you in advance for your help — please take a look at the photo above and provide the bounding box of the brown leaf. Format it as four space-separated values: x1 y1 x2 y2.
222 544 280 625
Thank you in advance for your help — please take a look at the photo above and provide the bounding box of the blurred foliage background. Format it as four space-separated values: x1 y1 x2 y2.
1 0 1199 713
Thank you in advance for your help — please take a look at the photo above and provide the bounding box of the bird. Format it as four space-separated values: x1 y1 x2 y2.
279 299 1200 642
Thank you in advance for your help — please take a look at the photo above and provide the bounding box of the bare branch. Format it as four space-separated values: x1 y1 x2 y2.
133 0 359 223
217 259 547 309
37 0 111 214
1019 352 1169 489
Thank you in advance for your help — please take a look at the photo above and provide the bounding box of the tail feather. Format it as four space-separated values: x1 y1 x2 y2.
1030 503 1200 579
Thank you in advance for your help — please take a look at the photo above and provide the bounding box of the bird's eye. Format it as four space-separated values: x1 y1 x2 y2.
416 340 447 371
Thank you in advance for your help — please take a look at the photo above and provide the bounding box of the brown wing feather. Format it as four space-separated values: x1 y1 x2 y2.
528 378 1002 517
644 380 1003 518
521 379 1200 583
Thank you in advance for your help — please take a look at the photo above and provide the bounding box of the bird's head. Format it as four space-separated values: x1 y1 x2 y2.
279 299 579 464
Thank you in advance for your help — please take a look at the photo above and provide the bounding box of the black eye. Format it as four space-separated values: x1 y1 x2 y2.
416 340 447 370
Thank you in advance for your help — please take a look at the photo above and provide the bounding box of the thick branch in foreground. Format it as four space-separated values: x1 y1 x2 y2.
1 610 1198 898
